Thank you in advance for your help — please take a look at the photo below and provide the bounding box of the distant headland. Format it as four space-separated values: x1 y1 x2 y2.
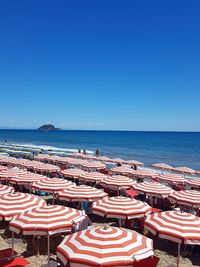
37 124 60 131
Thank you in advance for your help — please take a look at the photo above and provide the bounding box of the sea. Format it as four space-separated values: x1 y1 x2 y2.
0 130 200 170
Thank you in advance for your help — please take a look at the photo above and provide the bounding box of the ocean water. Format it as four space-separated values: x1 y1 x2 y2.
0 130 200 170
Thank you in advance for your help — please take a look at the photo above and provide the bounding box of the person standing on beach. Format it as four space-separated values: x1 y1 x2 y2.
95 148 99 157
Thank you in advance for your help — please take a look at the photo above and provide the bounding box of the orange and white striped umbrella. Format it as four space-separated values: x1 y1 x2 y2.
132 182 174 198
57 185 108 202
173 166 196 175
0 193 46 221
186 179 200 188
145 211 200 245
169 190 200 208
125 160 144 166
9 205 87 236
32 178 74 194
57 226 154 266
0 185 14 195
0 168 27 181
60 168 86 179
82 161 106 170
10 172 46 185
157 173 186 184
110 166 134 176
79 171 107 182
151 163 173 171
92 196 151 219
100 175 136 190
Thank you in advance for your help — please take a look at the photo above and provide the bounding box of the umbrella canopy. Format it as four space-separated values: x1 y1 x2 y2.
92 196 151 219
79 171 107 183
157 173 187 184
10 172 46 185
100 175 136 190
0 168 27 182
33 162 60 173
133 169 157 179
0 166 7 172
34 154 50 161
0 193 46 221
173 167 196 175
57 226 154 266
0 185 14 195
110 166 134 176
82 161 106 170
132 182 174 198
32 178 74 194
125 160 144 167
57 185 108 202
97 156 111 162
108 158 126 164
145 211 200 244
9 205 87 236
168 190 200 208
186 178 200 188
151 163 173 171
60 168 87 180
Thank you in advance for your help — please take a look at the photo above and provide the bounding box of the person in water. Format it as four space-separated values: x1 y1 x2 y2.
83 149 86 154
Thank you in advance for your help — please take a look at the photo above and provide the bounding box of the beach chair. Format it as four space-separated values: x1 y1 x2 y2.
132 255 160 266
0 248 30 266
124 189 139 198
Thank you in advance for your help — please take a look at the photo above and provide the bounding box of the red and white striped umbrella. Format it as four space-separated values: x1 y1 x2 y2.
145 211 200 245
173 166 196 175
34 154 50 161
151 163 173 171
125 160 144 166
97 156 111 162
110 166 134 176
68 158 89 167
132 182 174 198
157 173 186 184
133 169 157 179
32 178 74 194
186 179 200 189
9 205 87 236
57 226 154 266
60 168 86 180
92 196 151 219
69 153 85 158
0 185 14 195
10 172 46 185
0 168 27 181
108 158 126 164
100 175 136 190
0 193 46 221
0 166 7 172
33 163 60 173
57 185 108 202
79 171 107 182
168 190 200 208
82 161 106 170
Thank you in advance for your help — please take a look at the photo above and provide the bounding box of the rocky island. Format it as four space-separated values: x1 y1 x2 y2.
37 124 60 131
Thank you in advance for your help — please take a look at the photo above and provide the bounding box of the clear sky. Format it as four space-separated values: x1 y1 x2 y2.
0 0 200 131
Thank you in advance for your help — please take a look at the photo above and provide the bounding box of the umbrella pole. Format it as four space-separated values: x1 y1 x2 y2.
177 243 181 267
52 194 54 205
47 234 50 264
11 231 14 256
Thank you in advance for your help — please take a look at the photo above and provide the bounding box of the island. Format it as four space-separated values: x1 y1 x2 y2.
37 124 60 131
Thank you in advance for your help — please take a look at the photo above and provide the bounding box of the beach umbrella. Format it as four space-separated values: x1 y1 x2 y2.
92 196 151 220
0 168 27 182
108 157 126 164
151 163 173 173
133 169 157 179
97 156 111 162
125 160 144 167
0 184 15 195
57 185 108 202
132 181 174 198
0 166 7 172
100 175 136 191
10 172 46 186
57 226 154 266
33 162 60 173
32 178 74 203
0 192 46 221
34 154 50 161
60 168 87 180
186 178 200 189
173 166 196 176
9 205 88 263
156 173 186 184
79 171 107 183
110 166 135 176
68 152 85 158
145 211 200 267
67 158 89 167
168 190 200 208
82 161 106 170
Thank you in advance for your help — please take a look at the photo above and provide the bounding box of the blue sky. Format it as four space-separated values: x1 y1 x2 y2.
0 0 200 131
